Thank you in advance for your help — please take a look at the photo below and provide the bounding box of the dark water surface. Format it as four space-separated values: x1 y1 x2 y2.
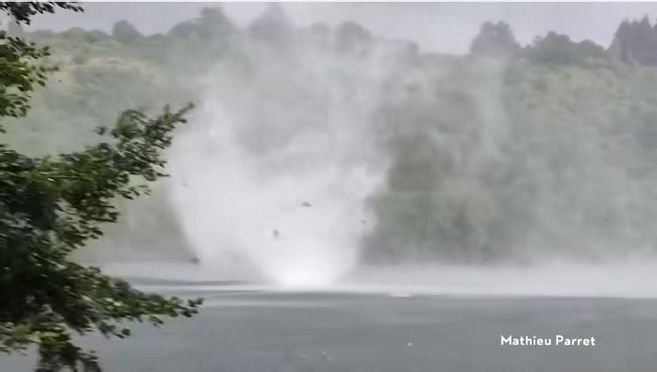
3 290 657 372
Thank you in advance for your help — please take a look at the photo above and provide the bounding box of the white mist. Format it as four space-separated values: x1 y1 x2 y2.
166 30 401 287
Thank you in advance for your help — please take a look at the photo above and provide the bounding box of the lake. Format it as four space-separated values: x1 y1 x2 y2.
3 286 657 372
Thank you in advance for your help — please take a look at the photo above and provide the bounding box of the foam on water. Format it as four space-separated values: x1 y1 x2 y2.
104 261 657 299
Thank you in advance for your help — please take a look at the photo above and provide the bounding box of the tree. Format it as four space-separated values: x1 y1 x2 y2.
0 3 202 371
609 16 657 65
470 21 520 59
524 32 608 65
111 20 142 44
610 20 633 63
168 6 235 40
165 6 236 67
248 3 293 46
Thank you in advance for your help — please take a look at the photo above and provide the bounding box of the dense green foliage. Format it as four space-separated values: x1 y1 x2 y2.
6 5 657 267
0 4 201 371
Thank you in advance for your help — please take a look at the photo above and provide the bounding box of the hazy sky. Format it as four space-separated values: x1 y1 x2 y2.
23 2 657 54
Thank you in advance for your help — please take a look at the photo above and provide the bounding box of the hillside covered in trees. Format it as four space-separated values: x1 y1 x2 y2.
7 5 657 265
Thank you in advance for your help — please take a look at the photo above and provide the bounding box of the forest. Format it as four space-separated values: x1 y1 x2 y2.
7 5 657 265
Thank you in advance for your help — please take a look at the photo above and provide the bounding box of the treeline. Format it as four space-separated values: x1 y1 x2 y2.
470 16 657 66
16 5 389 73
6 5 657 265
470 21 608 65
12 7 657 69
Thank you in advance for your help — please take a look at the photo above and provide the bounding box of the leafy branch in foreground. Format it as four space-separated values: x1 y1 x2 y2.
0 2 202 371
0 2 83 25
0 104 202 372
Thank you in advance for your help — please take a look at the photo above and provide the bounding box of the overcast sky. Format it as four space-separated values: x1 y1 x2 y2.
22 2 657 54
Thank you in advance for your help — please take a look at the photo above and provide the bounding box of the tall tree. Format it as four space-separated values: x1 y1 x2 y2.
609 16 657 65
0 3 202 371
470 21 521 59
